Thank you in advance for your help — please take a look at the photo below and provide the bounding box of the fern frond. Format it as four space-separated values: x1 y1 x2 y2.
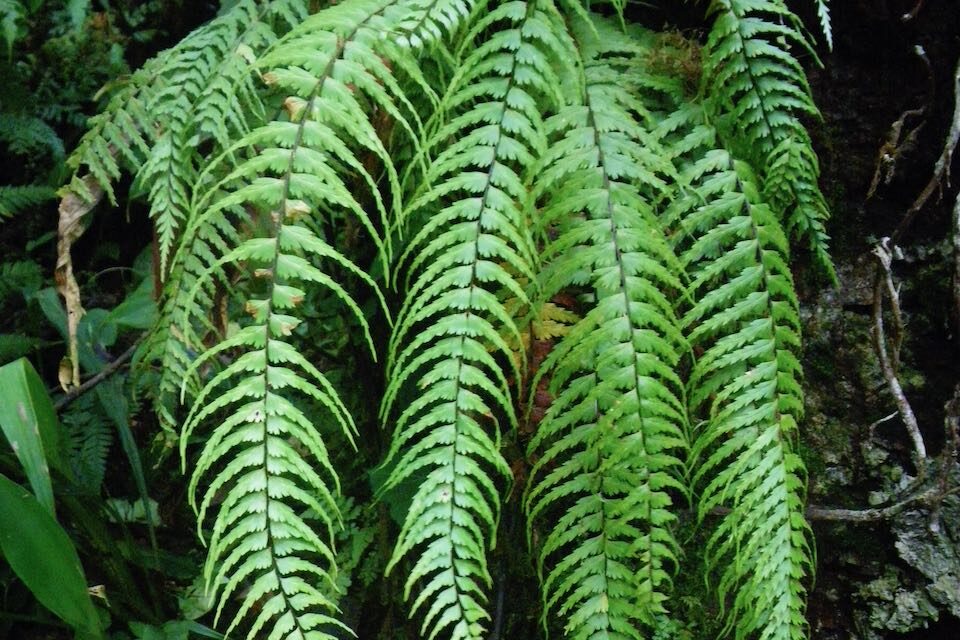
671 137 812 640
63 394 113 493
0 113 65 159
524 18 688 639
0 259 42 300
812 0 832 50
176 1 439 636
138 217 240 433
65 72 153 205
136 0 317 430
764 132 833 279
381 2 572 637
390 0 476 48
0 0 24 54
0 184 55 221
702 0 834 277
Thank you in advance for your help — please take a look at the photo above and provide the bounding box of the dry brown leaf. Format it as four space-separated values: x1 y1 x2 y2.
55 175 103 389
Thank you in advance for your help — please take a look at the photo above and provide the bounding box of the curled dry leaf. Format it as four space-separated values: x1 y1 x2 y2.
55 175 103 389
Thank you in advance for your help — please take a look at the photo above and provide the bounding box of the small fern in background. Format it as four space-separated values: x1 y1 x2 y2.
54 1 837 639
62 393 113 493
0 113 63 222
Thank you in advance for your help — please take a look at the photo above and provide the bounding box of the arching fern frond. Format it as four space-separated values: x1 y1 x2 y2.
702 0 834 279
524 17 688 639
65 0 304 208
174 1 432 636
139 0 429 432
671 130 812 640
135 1 311 432
380 2 571 637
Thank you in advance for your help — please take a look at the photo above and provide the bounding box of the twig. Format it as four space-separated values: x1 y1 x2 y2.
871 241 927 465
804 486 947 522
708 486 957 523
953 188 960 337
867 411 900 438
867 46 933 200
892 54 960 243
54 342 140 411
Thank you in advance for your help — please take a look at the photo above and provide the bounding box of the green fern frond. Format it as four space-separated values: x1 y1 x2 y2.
672 136 812 640
764 132 834 279
524 18 688 639
381 2 573 637
0 259 42 299
135 0 305 272
0 184 56 221
812 0 832 50
66 1 302 209
390 0 476 48
63 393 113 493
65 72 153 205
138 218 241 433
702 0 834 278
174 1 442 636
702 0 817 153
0 113 65 159
139 0 385 431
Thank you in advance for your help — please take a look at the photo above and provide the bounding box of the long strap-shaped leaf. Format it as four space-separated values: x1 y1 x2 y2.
524 18 688 639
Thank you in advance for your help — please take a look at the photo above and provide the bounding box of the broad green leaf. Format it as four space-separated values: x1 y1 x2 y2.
106 278 158 330
130 620 224 640
0 473 103 639
0 357 68 513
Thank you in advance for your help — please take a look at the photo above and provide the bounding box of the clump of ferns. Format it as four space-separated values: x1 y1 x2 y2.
54 1 836 639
